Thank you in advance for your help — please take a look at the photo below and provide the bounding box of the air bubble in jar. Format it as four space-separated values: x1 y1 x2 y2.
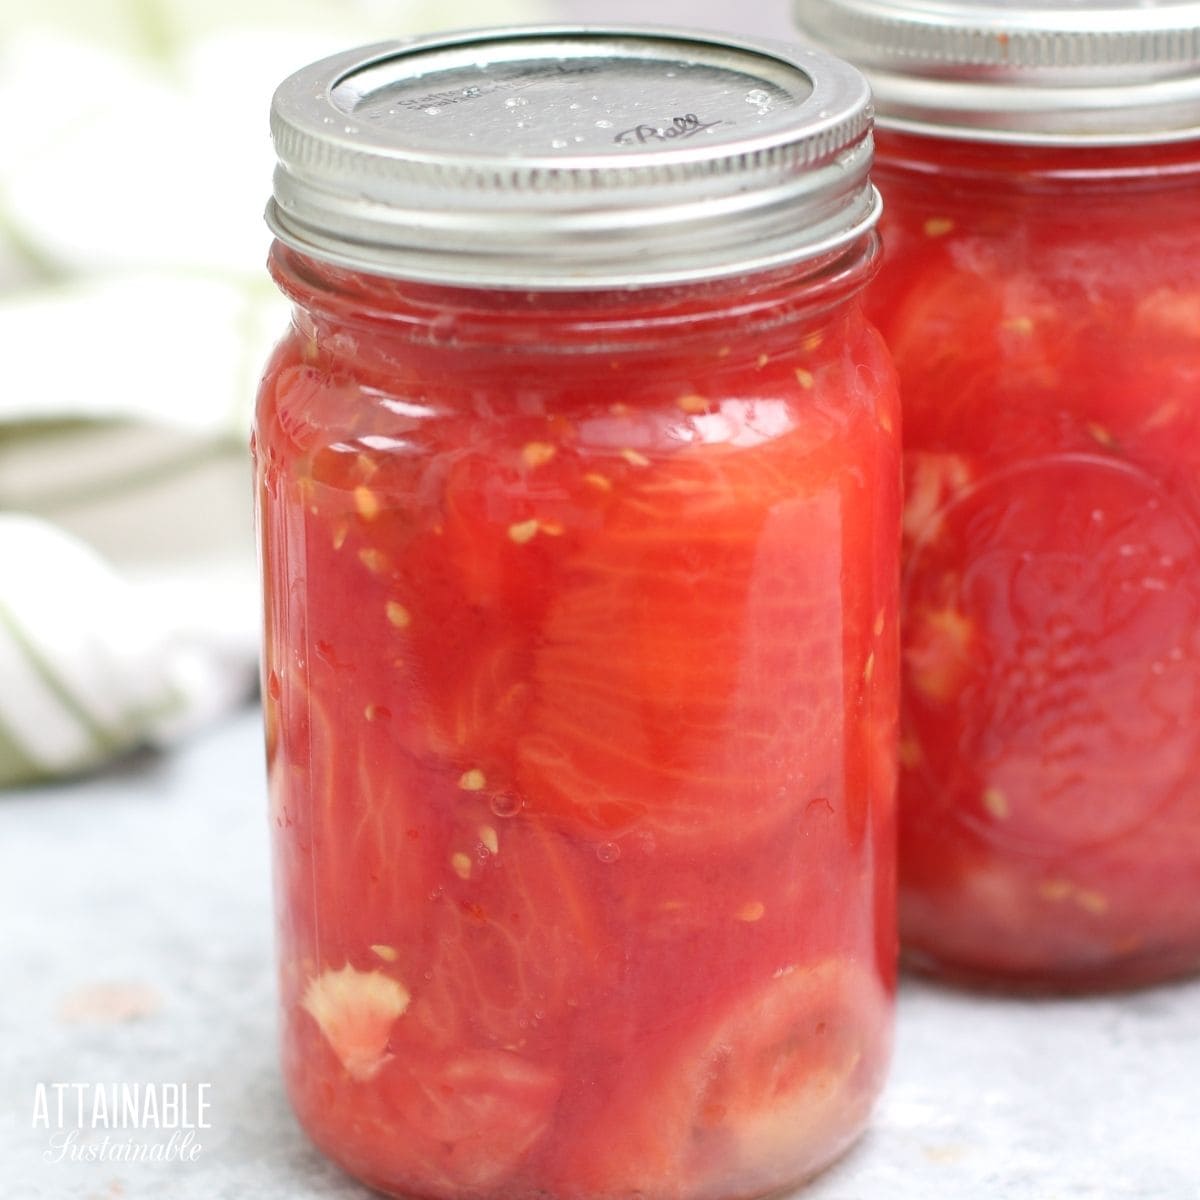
490 791 523 819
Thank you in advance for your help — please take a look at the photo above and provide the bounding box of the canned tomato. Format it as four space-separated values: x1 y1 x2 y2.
795 0 1200 989
256 26 900 1198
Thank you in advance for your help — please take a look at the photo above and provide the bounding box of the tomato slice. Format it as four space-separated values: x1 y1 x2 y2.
514 431 858 844
289 1002 562 1198
411 817 604 1051
871 252 1074 452
691 961 889 1190
383 445 576 765
363 1045 562 1194
903 453 1200 853
288 815 601 1197
547 959 890 1200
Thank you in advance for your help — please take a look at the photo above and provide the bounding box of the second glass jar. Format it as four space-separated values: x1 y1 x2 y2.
797 0 1200 990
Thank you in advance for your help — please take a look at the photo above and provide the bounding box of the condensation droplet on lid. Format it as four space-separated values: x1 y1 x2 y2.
745 89 772 108
568 102 581 110
490 791 523 819
424 107 440 116
595 118 613 128
505 96 528 108
551 138 568 149
596 842 621 864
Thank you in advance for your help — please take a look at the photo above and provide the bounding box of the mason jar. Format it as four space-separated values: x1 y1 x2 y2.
255 26 900 1198
795 0 1200 990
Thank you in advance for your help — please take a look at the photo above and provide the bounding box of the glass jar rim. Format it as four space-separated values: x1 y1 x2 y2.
268 236 880 354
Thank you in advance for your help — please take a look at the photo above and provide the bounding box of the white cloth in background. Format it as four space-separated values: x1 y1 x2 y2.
0 0 544 785
0 275 274 783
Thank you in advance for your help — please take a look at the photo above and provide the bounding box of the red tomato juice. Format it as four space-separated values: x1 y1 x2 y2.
255 245 900 1199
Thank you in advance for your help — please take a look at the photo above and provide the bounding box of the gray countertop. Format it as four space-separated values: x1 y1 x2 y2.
1 708 1197 1199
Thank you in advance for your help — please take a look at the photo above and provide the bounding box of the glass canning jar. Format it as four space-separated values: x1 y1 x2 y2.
256 27 901 1200
795 0 1200 990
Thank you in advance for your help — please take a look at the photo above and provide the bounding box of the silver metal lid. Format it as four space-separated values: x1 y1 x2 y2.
793 0 1200 144
267 25 878 288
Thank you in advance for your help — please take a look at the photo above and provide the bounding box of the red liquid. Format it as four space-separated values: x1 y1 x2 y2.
870 132 1200 989
255 246 900 1198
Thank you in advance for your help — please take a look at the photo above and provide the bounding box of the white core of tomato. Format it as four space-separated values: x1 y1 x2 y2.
302 965 410 1081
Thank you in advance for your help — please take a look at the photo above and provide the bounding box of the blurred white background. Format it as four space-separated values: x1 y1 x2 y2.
0 1 796 786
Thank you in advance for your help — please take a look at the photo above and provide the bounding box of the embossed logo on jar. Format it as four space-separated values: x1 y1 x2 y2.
903 453 1200 853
